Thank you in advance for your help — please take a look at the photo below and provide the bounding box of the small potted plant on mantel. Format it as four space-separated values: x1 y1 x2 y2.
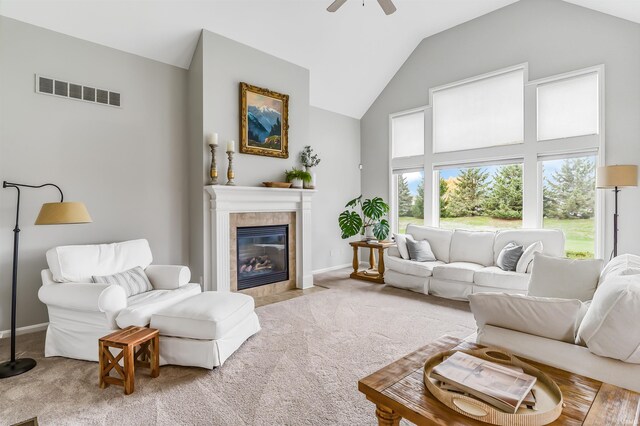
338 195 390 241
300 146 321 189
285 168 312 189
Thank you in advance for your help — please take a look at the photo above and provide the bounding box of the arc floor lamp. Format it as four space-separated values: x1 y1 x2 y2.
596 165 638 258
0 181 92 378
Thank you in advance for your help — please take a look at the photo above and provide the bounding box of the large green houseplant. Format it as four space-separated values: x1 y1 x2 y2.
338 195 390 240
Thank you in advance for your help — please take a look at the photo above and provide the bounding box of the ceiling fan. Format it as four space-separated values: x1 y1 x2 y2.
327 0 397 15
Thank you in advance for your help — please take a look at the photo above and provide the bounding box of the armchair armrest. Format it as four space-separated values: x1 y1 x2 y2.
144 265 191 290
38 282 127 313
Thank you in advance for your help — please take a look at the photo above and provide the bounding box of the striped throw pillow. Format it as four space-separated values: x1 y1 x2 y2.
92 266 153 297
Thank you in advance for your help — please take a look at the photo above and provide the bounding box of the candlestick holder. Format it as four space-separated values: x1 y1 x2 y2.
209 144 219 185
226 150 236 186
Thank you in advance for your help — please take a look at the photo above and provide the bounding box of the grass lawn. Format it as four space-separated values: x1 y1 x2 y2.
397 216 594 258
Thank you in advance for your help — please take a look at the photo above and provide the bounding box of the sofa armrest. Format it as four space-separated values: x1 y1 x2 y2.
144 265 191 290
38 282 127 313
469 293 586 344
386 246 401 258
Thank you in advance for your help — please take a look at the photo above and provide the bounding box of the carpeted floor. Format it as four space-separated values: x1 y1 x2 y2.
1 269 475 425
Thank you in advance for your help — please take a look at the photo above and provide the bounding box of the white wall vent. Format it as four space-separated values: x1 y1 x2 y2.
35 74 121 108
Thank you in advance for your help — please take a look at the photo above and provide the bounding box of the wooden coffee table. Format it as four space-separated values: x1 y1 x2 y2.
99 326 160 395
358 335 640 425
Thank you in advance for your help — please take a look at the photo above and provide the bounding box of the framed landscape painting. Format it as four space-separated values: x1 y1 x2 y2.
240 82 289 158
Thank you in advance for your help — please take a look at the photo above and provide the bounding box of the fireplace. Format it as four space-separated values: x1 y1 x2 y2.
236 225 289 290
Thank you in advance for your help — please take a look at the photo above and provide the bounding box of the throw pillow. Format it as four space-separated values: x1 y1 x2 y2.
528 253 604 301
93 266 153 297
406 238 436 262
469 293 586 343
576 274 640 363
496 242 524 271
516 241 543 273
393 233 410 260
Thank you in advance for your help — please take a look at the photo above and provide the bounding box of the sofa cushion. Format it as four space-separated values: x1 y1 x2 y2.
600 254 640 282
406 224 453 262
393 233 410 260
496 242 523 271
384 255 443 278
516 241 543 273
470 293 586 343
406 238 436 262
493 229 565 264
46 239 153 283
433 262 484 283
115 283 201 328
92 266 152 297
577 274 640 363
449 230 495 266
473 266 530 291
151 292 256 340
528 253 603 301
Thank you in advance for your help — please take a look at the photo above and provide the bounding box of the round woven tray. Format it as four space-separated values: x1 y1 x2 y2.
423 347 563 426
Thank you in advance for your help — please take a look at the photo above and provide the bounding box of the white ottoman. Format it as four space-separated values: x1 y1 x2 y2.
150 291 260 369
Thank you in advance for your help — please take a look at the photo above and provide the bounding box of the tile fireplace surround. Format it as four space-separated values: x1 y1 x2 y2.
204 186 315 292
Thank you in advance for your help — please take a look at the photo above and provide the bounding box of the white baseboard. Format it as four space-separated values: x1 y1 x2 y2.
312 263 351 274
0 322 48 339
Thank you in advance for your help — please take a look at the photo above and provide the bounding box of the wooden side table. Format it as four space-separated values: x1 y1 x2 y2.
349 240 396 284
99 326 160 395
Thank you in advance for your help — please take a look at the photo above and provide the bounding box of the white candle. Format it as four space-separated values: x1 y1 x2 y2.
206 133 218 146
227 140 235 152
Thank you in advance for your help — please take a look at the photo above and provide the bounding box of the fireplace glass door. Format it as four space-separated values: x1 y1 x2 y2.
236 225 289 290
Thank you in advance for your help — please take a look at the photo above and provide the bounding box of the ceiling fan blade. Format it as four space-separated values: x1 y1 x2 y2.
327 0 348 12
377 0 396 15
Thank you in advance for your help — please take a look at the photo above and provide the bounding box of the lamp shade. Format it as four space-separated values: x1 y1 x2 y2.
596 165 638 189
34 202 92 225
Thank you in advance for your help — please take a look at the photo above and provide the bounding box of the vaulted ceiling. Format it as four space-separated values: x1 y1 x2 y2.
1 0 639 118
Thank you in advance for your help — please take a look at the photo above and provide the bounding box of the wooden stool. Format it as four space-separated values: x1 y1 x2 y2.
99 326 159 395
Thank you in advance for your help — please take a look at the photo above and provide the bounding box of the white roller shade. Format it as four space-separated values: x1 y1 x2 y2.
537 72 599 141
392 111 424 158
432 69 524 153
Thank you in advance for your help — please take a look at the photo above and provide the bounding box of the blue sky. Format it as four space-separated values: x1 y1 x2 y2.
400 157 595 196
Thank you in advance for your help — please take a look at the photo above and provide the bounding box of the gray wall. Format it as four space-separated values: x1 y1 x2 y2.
188 31 361 288
309 107 361 271
361 0 640 257
0 17 189 331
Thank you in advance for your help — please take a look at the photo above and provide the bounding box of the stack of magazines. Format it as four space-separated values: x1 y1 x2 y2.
431 352 538 414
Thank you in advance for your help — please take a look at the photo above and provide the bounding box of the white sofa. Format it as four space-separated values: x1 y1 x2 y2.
384 224 565 300
470 254 640 392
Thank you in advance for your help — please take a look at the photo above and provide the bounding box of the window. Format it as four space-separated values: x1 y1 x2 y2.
542 156 597 258
537 73 599 141
437 163 523 231
389 64 603 257
392 111 424 158
432 68 524 153
392 171 425 233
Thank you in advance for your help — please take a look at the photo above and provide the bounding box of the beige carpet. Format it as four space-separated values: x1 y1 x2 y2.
1 269 475 425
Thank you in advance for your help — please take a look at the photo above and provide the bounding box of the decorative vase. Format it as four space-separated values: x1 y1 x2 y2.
291 178 303 189
304 166 316 189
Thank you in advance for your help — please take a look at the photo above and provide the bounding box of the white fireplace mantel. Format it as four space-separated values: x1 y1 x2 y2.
204 185 316 292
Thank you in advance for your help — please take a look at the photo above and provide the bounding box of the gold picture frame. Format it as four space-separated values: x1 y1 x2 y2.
240 82 289 159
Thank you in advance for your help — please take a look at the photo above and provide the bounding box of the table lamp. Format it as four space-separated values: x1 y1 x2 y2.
596 165 638 258
0 181 92 378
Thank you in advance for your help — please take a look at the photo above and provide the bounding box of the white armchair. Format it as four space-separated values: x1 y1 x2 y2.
38 239 201 362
